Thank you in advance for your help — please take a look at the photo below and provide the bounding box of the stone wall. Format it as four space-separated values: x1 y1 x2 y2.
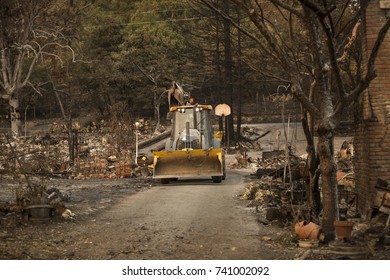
354 0 390 215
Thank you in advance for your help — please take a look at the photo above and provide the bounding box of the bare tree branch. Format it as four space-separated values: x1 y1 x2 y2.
297 0 336 18
269 0 303 18
348 15 390 100
241 57 291 83
200 0 271 56
338 19 361 63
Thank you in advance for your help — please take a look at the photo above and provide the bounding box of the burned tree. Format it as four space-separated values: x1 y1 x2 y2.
0 0 82 137
201 0 390 241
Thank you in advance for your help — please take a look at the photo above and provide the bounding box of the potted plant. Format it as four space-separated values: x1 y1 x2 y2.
333 220 355 240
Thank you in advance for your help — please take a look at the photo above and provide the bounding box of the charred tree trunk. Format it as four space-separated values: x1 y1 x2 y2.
301 112 319 216
317 126 338 241
154 87 161 132
215 12 223 105
236 82 242 141
87 88 105 116
9 96 22 138
236 6 242 141
223 0 234 142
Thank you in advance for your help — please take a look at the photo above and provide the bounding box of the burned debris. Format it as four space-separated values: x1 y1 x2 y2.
0 118 160 179
0 118 159 225
235 127 389 259
239 152 309 225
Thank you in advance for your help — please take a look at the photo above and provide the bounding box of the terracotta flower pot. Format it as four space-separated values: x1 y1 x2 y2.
237 157 248 166
295 221 321 240
334 220 354 240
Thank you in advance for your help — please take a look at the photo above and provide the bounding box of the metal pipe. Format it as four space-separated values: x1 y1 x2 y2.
193 104 198 130
186 121 190 149
135 121 140 165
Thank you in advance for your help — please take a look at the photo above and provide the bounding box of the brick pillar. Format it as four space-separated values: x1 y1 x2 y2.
355 0 390 216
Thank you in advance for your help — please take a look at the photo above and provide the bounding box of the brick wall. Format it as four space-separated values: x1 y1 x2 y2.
354 0 390 215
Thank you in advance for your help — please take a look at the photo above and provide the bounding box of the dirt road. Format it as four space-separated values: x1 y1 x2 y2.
0 168 298 260
77 171 289 260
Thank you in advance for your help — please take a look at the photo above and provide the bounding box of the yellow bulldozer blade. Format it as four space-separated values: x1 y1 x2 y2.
153 148 223 179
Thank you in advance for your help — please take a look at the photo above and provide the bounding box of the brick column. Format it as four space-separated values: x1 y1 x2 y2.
355 0 390 216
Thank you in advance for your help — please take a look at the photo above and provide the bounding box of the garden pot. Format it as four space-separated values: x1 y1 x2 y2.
237 157 248 166
25 204 53 221
295 221 321 240
334 220 354 240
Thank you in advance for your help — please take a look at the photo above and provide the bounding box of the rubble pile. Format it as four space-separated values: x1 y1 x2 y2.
241 178 282 206
67 118 162 179
254 150 303 181
238 126 274 151
0 134 69 174
0 131 135 179
241 174 309 224
75 157 132 179
234 126 309 221
73 132 134 179
0 116 168 180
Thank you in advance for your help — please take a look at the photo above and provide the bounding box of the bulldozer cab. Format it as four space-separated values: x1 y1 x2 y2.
170 105 214 150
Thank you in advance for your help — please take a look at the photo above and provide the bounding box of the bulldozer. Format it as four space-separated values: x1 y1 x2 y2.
152 87 225 184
